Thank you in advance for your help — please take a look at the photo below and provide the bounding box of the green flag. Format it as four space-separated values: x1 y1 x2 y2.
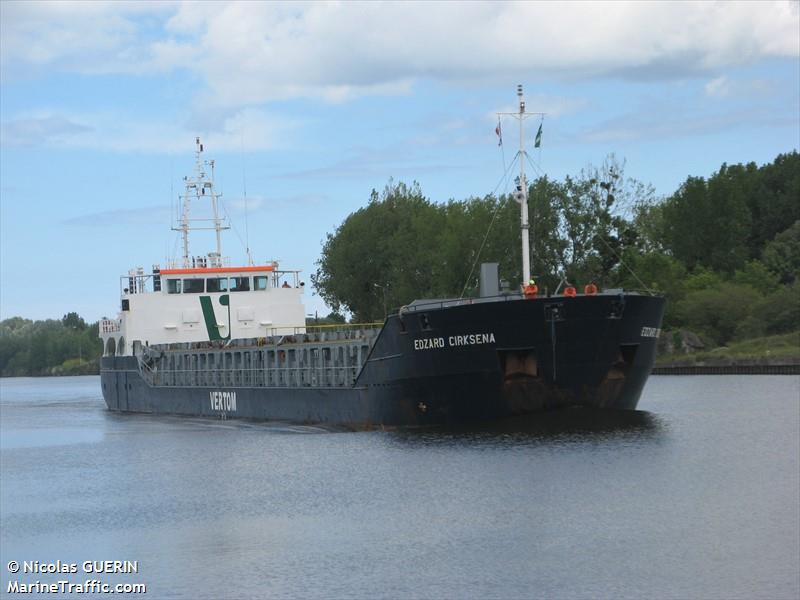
534 123 543 148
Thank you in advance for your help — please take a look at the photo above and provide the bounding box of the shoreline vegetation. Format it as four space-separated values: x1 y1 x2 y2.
2 151 798 378
0 322 800 377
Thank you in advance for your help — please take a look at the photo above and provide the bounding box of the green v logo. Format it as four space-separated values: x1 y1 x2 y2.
199 295 231 341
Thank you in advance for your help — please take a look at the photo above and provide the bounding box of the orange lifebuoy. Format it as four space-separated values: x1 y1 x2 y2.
584 283 598 296
523 284 539 298
564 286 577 297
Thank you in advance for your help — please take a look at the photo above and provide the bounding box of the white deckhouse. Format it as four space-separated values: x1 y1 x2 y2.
100 139 307 357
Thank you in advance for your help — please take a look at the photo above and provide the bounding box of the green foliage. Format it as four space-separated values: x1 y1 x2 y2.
547 156 653 287
659 152 799 274
660 168 752 273
747 152 800 253
683 267 725 292
613 252 687 294
611 252 687 327
733 260 780 291
676 282 762 346
0 315 102 377
657 331 800 364
752 281 800 336
305 311 348 326
761 220 800 284
62 311 87 330
440 194 521 296
312 181 446 321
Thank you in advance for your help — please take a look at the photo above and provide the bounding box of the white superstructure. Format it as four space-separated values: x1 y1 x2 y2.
100 140 307 357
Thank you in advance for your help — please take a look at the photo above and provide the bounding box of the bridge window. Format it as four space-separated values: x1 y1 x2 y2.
254 275 269 290
230 277 250 292
183 279 204 293
166 279 182 294
207 277 228 293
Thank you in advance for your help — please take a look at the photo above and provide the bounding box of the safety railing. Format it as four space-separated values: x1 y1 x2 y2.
100 319 121 333
138 362 361 389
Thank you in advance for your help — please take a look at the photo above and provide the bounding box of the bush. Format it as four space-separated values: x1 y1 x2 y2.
676 282 761 346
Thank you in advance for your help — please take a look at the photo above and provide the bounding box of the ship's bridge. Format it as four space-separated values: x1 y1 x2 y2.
100 262 307 357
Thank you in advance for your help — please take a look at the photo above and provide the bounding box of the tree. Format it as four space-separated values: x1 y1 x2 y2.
659 166 752 274
1 315 102 376
761 221 800 284
661 176 709 271
62 312 87 330
733 260 780 292
746 151 800 255
676 283 761 346
312 181 444 321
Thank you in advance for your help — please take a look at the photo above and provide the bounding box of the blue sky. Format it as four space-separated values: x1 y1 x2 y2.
1 0 798 322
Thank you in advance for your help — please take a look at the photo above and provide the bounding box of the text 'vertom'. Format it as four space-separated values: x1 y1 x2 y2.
210 390 237 411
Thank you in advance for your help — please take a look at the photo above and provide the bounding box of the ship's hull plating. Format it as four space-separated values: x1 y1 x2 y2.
101 294 666 427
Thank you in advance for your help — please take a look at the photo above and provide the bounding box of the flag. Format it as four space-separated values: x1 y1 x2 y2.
534 122 542 148
495 121 502 146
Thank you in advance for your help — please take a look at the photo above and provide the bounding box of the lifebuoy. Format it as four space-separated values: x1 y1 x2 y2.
564 286 577 297
584 283 598 296
523 284 539 298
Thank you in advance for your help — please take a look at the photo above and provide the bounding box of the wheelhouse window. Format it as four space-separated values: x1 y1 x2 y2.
230 276 250 292
254 275 269 291
183 279 204 293
206 277 228 293
166 279 182 294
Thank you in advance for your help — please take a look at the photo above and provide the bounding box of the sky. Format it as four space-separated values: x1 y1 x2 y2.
1 0 798 322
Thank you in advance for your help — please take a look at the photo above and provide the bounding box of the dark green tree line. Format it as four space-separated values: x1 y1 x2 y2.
0 313 103 376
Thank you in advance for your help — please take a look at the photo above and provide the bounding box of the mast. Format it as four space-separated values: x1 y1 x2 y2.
517 84 531 285
209 157 223 266
498 85 541 287
173 138 230 268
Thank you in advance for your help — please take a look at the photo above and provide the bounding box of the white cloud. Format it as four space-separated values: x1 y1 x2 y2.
0 107 297 153
489 94 589 123
1 115 92 146
2 1 797 104
705 76 731 98
581 106 796 144
0 1 175 78
225 196 265 213
61 204 172 227
704 75 777 99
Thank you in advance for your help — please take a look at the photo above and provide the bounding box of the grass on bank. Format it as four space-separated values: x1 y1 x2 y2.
657 331 800 365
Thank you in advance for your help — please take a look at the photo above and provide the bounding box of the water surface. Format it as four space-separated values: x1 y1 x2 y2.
1 375 798 599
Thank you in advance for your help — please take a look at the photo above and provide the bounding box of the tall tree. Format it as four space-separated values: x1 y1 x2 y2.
312 181 443 321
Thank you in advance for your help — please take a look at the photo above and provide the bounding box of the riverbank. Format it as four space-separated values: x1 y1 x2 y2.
653 362 800 375
654 331 800 374
3 332 798 378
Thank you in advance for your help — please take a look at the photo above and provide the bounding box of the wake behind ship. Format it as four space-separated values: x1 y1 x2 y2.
100 89 665 428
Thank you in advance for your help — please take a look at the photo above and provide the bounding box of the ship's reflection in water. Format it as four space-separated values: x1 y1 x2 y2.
394 408 664 447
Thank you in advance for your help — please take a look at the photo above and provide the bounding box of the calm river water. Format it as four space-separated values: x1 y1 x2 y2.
1 375 798 599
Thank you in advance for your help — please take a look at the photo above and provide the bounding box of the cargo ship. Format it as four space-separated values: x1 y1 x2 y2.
99 88 665 428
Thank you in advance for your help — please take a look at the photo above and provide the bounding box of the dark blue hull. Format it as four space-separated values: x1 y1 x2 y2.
101 294 666 428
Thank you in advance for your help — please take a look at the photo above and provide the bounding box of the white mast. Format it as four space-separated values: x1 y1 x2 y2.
517 84 531 286
173 138 230 268
498 85 543 288
209 157 223 266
